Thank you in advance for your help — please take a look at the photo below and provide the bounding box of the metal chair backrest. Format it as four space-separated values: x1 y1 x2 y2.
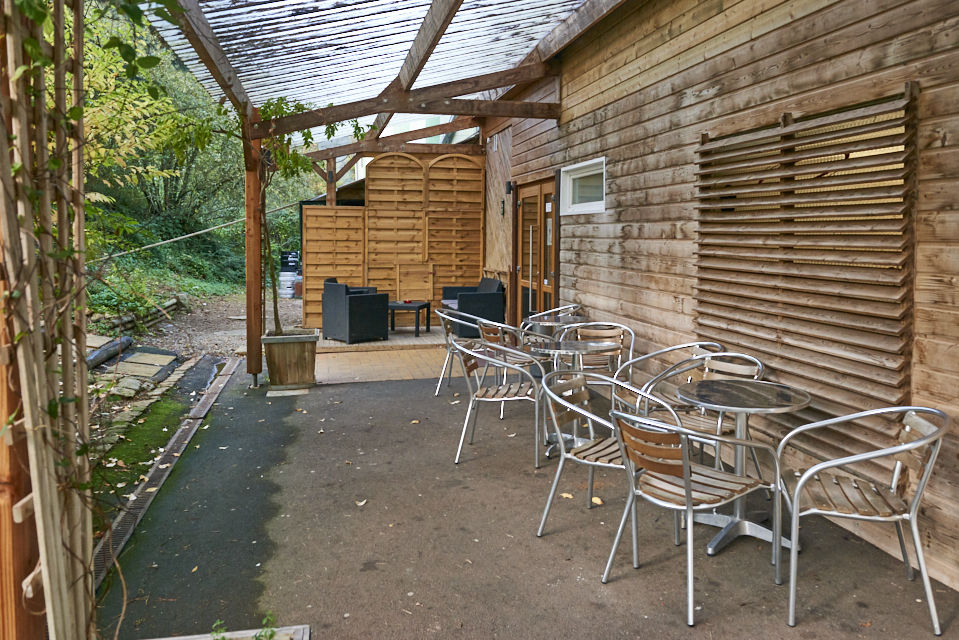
452 338 545 392
522 304 583 329
542 371 680 456
613 342 722 384
611 411 686 479
643 351 763 394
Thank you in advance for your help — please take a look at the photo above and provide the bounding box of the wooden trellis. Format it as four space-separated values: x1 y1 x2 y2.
0 0 92 637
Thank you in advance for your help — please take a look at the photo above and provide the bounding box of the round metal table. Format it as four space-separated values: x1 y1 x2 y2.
530 341 620 454
523 314 589 338
676 379 811 556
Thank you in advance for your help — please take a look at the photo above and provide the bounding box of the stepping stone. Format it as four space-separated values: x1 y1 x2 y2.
125 352 177 366
115 362 163 378
86 335 112 349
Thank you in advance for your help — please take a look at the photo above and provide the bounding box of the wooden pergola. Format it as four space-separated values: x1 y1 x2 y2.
158 0 627 378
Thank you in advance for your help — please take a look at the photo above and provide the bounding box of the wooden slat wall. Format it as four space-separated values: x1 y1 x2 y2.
303 153 484 329
302 206 365 328
694 91 917 483
486 0 959 587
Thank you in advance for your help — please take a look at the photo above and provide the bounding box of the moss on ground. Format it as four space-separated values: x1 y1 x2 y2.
91 396 189 536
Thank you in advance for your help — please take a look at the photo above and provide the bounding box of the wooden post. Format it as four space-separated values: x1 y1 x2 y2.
0 33 44 640
243 114 263 378
327 157 337 207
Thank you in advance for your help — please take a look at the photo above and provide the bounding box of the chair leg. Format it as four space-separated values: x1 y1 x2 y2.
447 352 455 387
674 511 682 546
773 483 782 586
788 508 802 627
537 457 567 537
910 518 942 635
468 400 480 444
455 398 476 464
686 505 695 627
533 396 540 469
602 491 635 583
435 350 452 396
631 495 639 569
895 521 915 581
587 466 595 508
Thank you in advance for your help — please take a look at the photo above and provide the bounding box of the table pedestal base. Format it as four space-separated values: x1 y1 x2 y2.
693 510 796 556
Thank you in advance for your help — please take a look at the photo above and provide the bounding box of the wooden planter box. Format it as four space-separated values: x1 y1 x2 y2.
262 329 319 390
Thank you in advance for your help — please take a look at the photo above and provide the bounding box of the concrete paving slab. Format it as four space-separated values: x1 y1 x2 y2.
125 352 178 366
115 361 164 378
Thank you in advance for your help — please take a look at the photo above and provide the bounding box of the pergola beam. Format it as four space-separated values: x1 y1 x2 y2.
260 99 556 138
171 0 254 118
255 64 547 139
307 117 481 161
367 0 465 140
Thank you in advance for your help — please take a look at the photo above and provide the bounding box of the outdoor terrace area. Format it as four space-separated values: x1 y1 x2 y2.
96 358 959 638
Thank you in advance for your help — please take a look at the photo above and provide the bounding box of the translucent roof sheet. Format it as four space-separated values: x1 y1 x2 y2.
151 0 582 130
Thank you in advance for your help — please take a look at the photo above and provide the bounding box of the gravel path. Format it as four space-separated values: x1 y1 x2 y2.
136 293 304 358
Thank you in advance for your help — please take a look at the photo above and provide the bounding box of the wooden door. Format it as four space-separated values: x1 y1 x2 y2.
516 179 556 320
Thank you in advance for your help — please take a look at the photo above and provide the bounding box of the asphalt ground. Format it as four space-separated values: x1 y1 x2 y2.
98 368 958 639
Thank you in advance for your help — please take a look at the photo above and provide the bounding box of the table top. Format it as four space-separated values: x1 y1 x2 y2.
677 379 811 414
523 314 589 326
529 340 620 356
388 300 430 310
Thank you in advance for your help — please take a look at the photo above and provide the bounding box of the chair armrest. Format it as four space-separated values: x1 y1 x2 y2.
346 292 388 313
443 286 477 299
614 342 723 381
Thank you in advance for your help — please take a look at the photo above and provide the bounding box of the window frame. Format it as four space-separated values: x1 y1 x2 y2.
560 157 606 216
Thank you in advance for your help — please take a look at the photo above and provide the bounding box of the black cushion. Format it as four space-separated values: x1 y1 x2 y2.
477 277 504 294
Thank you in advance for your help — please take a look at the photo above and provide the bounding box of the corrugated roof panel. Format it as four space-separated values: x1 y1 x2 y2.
149 0 581 135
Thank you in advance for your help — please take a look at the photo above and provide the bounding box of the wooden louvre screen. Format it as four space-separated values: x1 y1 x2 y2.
693 84 918 482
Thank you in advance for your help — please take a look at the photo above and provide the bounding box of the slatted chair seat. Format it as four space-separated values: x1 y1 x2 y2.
476 380 536 400
570 437 622 465
782 469 906 517
640 464 760 506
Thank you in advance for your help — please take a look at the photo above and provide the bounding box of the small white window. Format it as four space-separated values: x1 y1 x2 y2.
560 157 606 215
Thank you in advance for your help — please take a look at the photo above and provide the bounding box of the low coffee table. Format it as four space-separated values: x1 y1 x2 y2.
388 301 431 337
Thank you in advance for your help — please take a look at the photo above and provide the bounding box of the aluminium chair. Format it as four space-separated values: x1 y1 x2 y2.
520 304 584 331
554 322 635 379
537 371 678 537
604 409 783 626
778 407 951 635
434 308 485 396
451 340 546 468
639 350 764 475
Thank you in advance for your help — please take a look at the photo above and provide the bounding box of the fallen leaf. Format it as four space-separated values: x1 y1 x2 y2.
333 401 342 404
146 487 157 493
560 493 574 499
345 461 353 465
158 463 171 469
192 566 198 573
301 410 307 414
410 420 420 424
450 400 460 405
173 453 180 457
318 429 325 434
258 419 265 423
465 559 472 564
506 433 516 438
591 497 604 506
860 622 872 628
453 393 460 397
137 419 145 424
195 445 200 449
116 482 127 488
356 499 367 506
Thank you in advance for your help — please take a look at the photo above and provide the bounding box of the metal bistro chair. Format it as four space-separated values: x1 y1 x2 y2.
604 409 783 627
778 407 951 635
537 371 678 537
520 303 584 331
434 308 486 396
613 342 724 396
476 318 553 418
640 351 764 475
451 339 546 468
554 322 635 380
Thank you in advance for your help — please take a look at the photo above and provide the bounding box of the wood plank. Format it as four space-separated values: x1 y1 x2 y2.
309 118 481 162
258 99 560 138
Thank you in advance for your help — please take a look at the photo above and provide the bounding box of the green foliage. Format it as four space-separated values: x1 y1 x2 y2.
211 619 227 640
254 612 278 640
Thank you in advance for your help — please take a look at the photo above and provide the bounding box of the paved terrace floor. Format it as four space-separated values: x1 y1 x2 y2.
98 354 958 639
